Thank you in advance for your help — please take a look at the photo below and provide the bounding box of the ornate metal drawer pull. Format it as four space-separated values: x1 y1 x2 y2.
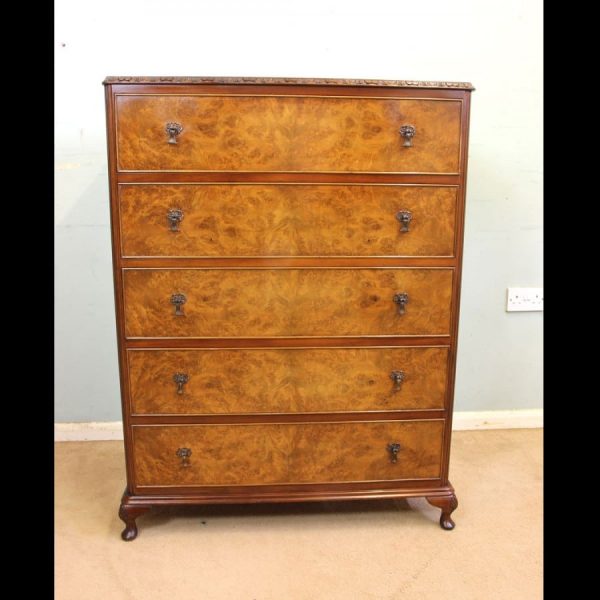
173 372 189 395
390 370 406 392
165 122 183 144
387 442 401 463
395 210 413 233
399 124 416 147
167 208 184 232
176 447 192 467
170 293 187 316
393 292 409 316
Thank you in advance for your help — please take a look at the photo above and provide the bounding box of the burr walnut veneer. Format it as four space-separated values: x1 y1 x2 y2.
104 76 473 540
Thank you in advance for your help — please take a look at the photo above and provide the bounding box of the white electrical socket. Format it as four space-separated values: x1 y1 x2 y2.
506 287 543 312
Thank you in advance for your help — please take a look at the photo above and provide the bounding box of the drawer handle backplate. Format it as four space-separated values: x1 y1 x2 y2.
173 372 189 394
387 442 401 463
167 208 184 232
170 293 187 316
396 210 413 233
176 447 192 467
390 370 406 392
393 292 409 316
165 122 183 144
399 124 416 147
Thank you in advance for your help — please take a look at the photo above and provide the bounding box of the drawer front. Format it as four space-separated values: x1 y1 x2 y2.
119 184 457 258
123 268 453 338
115 95 461 173
132 420 444 487
128 347 449 415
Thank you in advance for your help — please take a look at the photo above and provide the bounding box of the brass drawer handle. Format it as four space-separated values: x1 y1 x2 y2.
387 442 401 463
396 210 412 233
173 372 189 394
393 292 409 316
399 124 416 147
167 208 184 232
170 293 187 316
176 447 192 467
390 370 405 392
165 122 183 144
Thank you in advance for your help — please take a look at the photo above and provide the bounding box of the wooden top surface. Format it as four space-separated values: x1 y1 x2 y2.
103 76 475 90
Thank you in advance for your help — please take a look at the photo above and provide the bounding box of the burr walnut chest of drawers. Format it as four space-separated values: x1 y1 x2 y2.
103 76 474 540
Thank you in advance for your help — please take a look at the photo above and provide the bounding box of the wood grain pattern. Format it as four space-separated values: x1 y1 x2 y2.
132 420 444 486
127 347 449 414
116 96 461 173
122 268 453 338
119 184 457 257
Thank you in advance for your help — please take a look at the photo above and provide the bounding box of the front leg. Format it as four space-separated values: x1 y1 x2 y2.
426 493 458 530
118 495 151 541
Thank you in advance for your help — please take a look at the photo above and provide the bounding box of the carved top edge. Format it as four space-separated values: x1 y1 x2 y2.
103 76 475 90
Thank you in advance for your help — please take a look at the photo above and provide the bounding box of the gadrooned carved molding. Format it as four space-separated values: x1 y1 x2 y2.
103 76 475 90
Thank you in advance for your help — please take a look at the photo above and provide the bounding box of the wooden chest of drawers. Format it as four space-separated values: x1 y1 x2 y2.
104 76 474 540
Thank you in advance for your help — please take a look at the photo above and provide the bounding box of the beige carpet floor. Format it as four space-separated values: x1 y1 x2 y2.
55 429 542 600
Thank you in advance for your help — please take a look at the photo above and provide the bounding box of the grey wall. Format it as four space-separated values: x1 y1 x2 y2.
55 0 542 422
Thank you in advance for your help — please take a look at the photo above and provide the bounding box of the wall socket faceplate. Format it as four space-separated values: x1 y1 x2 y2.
506 287 543 312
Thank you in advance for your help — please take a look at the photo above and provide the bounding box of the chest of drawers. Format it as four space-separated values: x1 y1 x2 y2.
104 76 473 540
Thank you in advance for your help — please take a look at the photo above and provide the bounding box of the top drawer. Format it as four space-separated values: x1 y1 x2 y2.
115 95 462 174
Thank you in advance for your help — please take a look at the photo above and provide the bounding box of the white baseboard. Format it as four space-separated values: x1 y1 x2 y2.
452 409 542 431
54 409 542 441
55 421 124 441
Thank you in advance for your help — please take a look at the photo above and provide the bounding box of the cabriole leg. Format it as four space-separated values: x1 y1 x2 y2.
118 496 151 541
426 493 458 530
